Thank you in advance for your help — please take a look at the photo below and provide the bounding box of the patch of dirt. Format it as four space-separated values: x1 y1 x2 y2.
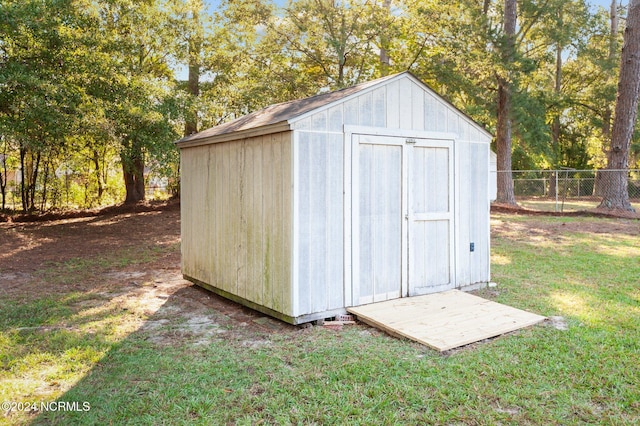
587 206 640 219
491 202 640 220
0 201 181 276
0 198 181 224
547 316 569 331
491 210 640 238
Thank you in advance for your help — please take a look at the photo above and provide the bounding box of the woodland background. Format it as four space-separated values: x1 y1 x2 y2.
1 0 638 212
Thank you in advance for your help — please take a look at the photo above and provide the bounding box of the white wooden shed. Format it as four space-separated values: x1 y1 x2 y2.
177 72 493 324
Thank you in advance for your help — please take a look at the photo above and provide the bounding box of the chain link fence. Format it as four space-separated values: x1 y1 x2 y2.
495 169 640 212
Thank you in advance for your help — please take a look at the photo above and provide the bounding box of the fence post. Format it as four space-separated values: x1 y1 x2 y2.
555 170 559 212
578 178 580 197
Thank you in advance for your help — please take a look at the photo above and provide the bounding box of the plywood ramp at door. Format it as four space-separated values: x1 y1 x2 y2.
347 290 546 352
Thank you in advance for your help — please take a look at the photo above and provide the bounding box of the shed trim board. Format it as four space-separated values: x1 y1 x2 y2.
291 131 300 317
177 122 291 148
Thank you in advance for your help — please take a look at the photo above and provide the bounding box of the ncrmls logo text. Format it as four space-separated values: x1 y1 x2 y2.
40 401 91 412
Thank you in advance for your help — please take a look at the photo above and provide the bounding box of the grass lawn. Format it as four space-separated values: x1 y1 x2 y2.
1 212 639 425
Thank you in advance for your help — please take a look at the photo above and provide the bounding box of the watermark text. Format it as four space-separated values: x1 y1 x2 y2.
2 400 91 413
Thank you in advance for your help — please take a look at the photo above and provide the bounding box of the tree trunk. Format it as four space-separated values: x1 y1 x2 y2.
549 31 564 199
596 0 620 197
184 7 201 137
122 150 145 204
92 150 104 202
610 0 619 58
496 79 517 204
483 0 491 16
0 150 6 211
40 159 50 211
30 151 40 212
336 15 347 88
184 61 200 136
0 173 5 211
379 0 392 76
598 0 640 211
19 147 40 212
20 147 27 212
495 0 517 205
603 1 619 147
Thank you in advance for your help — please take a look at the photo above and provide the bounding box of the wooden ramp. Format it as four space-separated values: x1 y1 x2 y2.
347 290 546 351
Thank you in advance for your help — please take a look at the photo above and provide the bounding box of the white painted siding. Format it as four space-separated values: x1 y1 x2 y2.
293 75 489 142
490 151 497 201
293 73 492 294
181 132 293 315
455 140 491 286
468 142 490 284
294 131 344 316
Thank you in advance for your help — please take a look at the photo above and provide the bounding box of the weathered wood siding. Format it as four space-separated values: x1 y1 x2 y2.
456 141 490 285
293 131 344 316
354 138 403 305
181 132 293 316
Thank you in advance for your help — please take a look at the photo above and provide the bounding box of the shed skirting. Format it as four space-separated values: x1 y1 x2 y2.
184 275 347 325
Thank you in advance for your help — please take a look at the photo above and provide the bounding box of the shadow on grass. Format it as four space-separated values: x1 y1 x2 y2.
22 283 299 425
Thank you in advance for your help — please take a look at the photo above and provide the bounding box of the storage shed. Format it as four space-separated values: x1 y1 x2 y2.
177 72 492 324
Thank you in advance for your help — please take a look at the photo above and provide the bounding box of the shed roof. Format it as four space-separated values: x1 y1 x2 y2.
176 72 491 147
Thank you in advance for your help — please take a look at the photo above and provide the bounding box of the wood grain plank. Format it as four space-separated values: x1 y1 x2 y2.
348 290 546 351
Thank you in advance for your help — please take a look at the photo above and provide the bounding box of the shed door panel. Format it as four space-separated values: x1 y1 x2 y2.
408 142 455 294
353 137 403 305
351 134 455 306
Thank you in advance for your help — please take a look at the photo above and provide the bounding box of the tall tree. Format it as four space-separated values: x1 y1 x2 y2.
0 0 85 211
198 0 279 122
272 0 384 90
378 0 393 76
495 0 518 205
598 0 640 211
0 137 13 211
97 0 178 204
168 0 207 137
603 0 620 141
186 4 203 137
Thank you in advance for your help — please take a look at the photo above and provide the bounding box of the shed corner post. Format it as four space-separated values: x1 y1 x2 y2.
343 126 354 307
486 140 492 285
290 129 300 318
451 138 459 289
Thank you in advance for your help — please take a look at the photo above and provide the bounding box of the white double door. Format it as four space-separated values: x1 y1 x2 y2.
351 134 455 306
